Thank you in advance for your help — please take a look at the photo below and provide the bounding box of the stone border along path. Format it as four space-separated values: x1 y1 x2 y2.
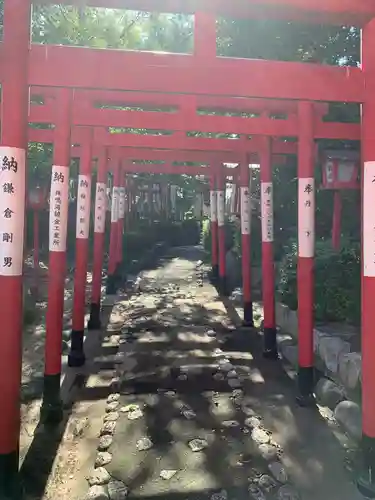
230 290 363 451
274 302 362 445
82 247 361 500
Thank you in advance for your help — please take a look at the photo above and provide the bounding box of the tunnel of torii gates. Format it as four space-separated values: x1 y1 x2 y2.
1 0 375 496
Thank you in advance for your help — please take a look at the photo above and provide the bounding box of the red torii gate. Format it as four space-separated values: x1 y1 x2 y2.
28 95 307 361
26 93 346 358
0 1 374 497
27 92 355 338
27 88 359 140
28 112 297 336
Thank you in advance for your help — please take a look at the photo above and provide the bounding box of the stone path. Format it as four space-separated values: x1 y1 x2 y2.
79 246 362 500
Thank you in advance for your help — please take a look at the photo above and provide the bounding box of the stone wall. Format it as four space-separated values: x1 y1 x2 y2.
275 302 362 442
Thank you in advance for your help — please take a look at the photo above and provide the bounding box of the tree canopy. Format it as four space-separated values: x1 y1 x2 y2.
0 4 361 243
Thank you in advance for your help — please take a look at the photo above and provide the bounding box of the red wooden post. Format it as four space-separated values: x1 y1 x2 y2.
332 190 342 251
297 101 315 404
106 157 120 295
233 180 239 217
124 176 128 266
33 209 40 289
194 11 216 59
124 177 130 231
260 137 278 358
217 163 227 295
116 171 125 281
42 89 72 424
68 136 93 367
88 147 108 330
209 171 218 281
239 152 253 326
0 0 30 493
357 17 375 498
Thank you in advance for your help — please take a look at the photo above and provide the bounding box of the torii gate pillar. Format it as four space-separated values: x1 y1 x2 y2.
296 101 315 405
239 151 253 327
260 137 277 358
357 17 375 498
106 156 120 295
41 89 72 424
209 169 218 281
217 163 227 295
88 148 108 330
0 0 30 495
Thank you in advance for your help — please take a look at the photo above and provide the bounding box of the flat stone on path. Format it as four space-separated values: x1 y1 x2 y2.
88 467 111 486
108 479 129 500
315 377 346 410
188 438 208 452
127 408 143 420
165 390 176 397
106 401 119 412
245 416 262 428
219 361 233 371
182 409 196 419
107 394 120 404
100 421 116 436
222 420 239 428
136 437 153 451
120 404 141 413
251 428 270 445
86 485 109 500
104 412 119 422
334 400 362 440
95 452 113 468
258 474 278 492
159 469 178 480
98 435 113 451
232 389 244 399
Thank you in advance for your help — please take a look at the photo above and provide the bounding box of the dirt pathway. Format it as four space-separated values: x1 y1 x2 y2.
20 262 95 464
27 246 362 500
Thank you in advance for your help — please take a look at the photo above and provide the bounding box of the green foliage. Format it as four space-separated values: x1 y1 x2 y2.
124 219 200 268
201 218 236 259
278 238 360 325
217 17 360 66
230 216 264 266
125 229 160 261
31 6 193 52
178 219 201 245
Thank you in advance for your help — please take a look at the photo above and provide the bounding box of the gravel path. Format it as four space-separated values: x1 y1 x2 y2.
34 246 362 500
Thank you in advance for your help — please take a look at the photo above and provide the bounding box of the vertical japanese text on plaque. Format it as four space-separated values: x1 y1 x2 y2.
0 148 26 276
76 174 91 239
298 177 315 258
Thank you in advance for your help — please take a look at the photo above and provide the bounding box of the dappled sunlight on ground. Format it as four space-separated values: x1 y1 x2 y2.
19 247 363 500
